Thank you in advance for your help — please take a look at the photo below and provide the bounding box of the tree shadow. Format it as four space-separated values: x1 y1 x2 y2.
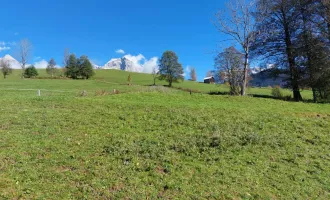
208 91 296 102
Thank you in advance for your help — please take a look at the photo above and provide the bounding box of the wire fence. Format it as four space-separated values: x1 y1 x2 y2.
0 85 184 98
0 88 77 97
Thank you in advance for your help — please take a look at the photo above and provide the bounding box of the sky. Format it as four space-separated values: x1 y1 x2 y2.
0 0 233 81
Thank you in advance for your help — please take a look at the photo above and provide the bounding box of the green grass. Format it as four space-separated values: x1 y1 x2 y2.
2 69 314 99
1 70 329 199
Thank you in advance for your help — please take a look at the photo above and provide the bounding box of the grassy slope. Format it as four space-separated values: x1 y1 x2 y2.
1 70 329 199
2 69 313 99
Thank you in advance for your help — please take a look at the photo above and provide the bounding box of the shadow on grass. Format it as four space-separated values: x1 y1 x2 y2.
144 85 203 94
145 85 327 104
209 91 296 102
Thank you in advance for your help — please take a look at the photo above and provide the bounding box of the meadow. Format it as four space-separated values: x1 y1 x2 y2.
1 70 329 199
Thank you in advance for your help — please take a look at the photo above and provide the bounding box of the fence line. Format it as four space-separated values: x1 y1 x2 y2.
0 88 74 93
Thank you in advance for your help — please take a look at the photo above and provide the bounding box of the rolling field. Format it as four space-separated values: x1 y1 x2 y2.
1 70 329 199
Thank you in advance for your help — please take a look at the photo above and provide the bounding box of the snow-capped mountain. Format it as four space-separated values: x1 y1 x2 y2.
103 57 142 72
0 54 58 69
0 54 21 69
251 64 276 74
92 63 101 69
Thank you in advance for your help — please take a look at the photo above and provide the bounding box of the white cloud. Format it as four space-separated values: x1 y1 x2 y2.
14 32 19 36
0 46 10 51
185 66 192 73
8 42 16 46
0 41 16 52
123 54 158 74
0 41 10 51
143 57 158 73
115 49 125 54
34 56 42 61
34 60 48 68
183 65 193 77
33 59 61 69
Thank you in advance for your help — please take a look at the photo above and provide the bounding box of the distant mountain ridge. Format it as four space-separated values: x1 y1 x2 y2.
0 54 143 72
102 57 142 72
0 54 21 69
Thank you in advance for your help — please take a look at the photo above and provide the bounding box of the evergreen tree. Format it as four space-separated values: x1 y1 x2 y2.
65 54 78 79
24 65 38 78
64 54 95 79
78 55 95 79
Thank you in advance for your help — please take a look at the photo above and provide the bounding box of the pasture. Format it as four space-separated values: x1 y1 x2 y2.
0 70 329 199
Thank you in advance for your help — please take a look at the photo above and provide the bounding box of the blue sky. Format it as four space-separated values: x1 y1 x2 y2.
0 0 232 81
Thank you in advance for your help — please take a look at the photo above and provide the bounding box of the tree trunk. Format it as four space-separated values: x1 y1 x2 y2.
241 53 249 96
21 63 26 79
312 88 317 103
282 9 302 101
327 22 330 43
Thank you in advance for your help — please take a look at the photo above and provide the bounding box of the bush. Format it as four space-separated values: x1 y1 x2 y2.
271 85 283 98
112 89 120 94
79 90 88 97
95 90 109 96
24 66 38 78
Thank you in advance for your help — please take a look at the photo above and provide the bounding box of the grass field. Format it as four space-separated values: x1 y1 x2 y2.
1 70 329 199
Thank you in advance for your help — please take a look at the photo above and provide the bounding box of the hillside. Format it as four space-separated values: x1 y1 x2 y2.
1 69 314 100
0 73 329 198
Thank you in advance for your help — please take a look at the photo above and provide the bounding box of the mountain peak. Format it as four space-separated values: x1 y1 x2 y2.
0 54 21 69
3 54 16 61
103 57 142 72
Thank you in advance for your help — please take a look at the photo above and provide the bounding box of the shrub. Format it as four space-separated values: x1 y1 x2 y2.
271 85 283 98
79 90 88 97
24 66 38 78
127 74 132 85
112 89 120 94
95 90 109 96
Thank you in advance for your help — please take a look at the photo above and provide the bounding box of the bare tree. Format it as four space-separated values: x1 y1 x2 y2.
190 67 197 81
215 47 244 95
46 58 57 77
214 0 257 96
63 48 70 67
18 39 32 78
152 67 158 85
0 60 13 79
206 70 213 77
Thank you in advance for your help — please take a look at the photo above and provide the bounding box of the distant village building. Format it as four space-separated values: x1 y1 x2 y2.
204 76 215 84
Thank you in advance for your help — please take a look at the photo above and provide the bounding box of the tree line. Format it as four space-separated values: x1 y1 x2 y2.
214 0 330 102
0 41 95 80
